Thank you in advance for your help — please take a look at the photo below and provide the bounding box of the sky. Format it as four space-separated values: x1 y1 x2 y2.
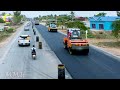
0 11 117 18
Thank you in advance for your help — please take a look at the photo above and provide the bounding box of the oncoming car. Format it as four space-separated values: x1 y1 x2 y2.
18 35 30 46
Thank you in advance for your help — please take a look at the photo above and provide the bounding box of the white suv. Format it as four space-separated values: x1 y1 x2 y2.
18 35 30 46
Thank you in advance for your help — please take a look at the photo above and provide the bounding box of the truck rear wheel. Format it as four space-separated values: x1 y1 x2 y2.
63 43 67 49
84 49 89 55
69 48 73 55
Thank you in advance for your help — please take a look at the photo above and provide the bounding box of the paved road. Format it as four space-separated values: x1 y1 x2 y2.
36 24 120 79
0 22 66 79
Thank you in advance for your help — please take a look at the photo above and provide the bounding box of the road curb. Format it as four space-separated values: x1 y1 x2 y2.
58 30 67 35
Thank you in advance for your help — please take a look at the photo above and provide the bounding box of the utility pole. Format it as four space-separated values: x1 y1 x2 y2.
86 30 88 39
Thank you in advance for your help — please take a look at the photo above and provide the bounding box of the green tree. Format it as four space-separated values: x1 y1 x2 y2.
13 11 21 16
0 18 5 23
66 20 88 31
57 14 71 26
111 20 120 41
1 12 6 16
70 11 75 21
39 15 42 21
13 11 22 24
22 15 27 21
94 12 106 17
117 11 120 16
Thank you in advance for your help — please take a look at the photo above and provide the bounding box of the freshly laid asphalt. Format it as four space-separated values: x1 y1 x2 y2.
36 24 120 79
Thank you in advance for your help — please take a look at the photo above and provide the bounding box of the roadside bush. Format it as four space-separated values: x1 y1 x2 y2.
7 28 14 33
86 30 95 38
5 22 12 26
94 32 109 39
0 18 5 23
99 31 104 34
0 31 10 41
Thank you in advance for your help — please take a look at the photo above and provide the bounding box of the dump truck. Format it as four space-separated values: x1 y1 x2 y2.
63 28 89 55
48 23 57 32
35 20 39 25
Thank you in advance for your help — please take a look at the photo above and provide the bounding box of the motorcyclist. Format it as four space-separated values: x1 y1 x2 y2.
31 45 36 55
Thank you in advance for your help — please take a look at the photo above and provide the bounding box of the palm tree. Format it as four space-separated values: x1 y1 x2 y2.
70 11 75 21
94 12 106 17
13 11 21 17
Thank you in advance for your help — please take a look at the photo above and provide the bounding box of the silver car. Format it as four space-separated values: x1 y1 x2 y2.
24 26 29 31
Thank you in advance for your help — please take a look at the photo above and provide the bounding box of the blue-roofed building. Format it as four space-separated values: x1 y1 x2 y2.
89 16 120 31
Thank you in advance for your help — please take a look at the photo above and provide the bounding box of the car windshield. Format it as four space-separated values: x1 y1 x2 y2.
20 36 28 39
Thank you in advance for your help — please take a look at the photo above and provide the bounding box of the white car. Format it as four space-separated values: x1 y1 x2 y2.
18 35 30 46
24 26 29 31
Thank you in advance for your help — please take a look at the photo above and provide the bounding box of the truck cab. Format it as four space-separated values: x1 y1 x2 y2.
35 20 39 25
63 28 89 55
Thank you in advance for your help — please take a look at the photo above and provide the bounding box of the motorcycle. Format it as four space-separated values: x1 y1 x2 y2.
32 52 36 60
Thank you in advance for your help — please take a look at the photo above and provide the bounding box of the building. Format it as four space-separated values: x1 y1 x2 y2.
75 17 88 21
0 14 13 22
89 16 120 31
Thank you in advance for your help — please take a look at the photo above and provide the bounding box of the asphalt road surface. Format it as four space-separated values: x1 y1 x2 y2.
36 24 120 79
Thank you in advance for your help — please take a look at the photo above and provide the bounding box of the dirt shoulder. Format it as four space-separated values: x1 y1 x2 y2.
58 29 120 57
0 24 25 48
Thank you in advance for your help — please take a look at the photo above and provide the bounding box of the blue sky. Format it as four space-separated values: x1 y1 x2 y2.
0 11 117 18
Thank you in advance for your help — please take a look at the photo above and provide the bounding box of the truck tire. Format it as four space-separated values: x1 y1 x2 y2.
63 42 67 49
84 49 89 55
68 48 73 55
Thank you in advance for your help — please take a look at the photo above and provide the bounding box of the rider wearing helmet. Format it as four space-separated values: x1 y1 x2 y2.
31 45 36 55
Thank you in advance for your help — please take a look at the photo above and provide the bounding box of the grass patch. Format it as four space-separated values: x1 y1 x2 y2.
90 31 119 39
0 31 11 42
0 27 15 42
96 41 120 48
